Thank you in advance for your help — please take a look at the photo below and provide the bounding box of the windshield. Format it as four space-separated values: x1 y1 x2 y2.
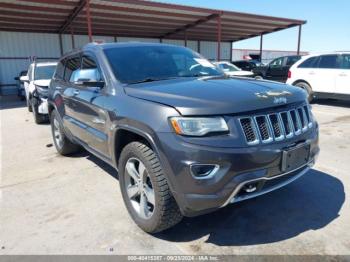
34 65 56 80
218 63 240 72
104 45 223 84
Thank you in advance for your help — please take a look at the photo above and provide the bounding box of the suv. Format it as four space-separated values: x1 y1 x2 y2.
253 55 301 82
286 52 350 101
20 62 57 123
48 43 319 233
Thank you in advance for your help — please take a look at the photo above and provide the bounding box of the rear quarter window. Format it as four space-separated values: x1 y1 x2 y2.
298 56 318 68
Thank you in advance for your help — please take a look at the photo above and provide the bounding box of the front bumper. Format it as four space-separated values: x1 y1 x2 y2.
37 98 48 114
156 127 319 217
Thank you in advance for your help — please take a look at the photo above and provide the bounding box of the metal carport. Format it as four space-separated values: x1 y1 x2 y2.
0 0 306 59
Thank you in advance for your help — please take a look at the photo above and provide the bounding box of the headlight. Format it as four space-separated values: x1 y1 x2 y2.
35 85 48 97
170 117 228 136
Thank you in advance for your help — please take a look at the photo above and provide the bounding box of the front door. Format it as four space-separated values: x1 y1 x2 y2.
70 53 109 157
266 57 285 81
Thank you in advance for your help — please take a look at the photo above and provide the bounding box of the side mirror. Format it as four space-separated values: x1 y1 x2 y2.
14 76 20 80
20 75 29 82
75 79 105 89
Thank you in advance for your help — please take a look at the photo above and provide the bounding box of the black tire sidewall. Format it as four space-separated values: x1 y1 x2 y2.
295 82 313 102
119 143 164 232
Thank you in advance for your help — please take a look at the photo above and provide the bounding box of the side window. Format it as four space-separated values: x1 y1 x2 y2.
78 55 102 82
270 57 284 68
298 56 318 68
64 56 81 82
317 55 340 69
340 55 350 69
54 59 65 80
286 56 300 66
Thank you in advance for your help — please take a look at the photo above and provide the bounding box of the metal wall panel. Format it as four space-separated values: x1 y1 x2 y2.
117 37 160 43
200 41 231 61
162 39 184 46
0 31 228 89
0 31 60 57
187 40 198 52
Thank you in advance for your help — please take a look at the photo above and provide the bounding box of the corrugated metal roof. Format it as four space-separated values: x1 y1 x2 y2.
0 0 306 42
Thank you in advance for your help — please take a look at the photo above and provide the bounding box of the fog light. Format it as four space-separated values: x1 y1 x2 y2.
190 164 219 179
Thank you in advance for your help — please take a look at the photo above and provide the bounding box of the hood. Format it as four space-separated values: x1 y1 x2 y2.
33 79 51 88
226 71 254 77
124 76 307 116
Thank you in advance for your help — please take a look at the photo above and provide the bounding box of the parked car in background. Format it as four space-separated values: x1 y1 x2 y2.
214 61 254 78
232 60 258 71
253 55 301 82
286 52 350 102
20 61 57 124
48 43 319 233
14 70 27 100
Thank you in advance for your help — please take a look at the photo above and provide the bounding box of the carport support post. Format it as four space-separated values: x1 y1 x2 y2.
85 0 93 42
259 34 263 62
58 34 63 56
217 15 222 61
297 25 302 55
70 27 75 49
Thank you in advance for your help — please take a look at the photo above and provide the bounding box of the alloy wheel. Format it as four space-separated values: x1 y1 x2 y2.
125 157 155 219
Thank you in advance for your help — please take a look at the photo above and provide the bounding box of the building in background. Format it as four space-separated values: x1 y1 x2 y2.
232 49 309 64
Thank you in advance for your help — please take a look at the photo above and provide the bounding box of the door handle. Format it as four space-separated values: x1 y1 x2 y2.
56 86 63 90
92 118 106 125
309 71 315 75
339 73 347 77
73 89 80 95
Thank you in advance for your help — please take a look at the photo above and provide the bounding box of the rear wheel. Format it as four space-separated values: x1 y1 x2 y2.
50 110 80 155
295 82 313 102
119 141 183 233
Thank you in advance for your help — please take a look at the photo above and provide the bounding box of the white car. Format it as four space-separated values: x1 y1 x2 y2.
286 52 350 101
20 61 57 123
214 61 255 78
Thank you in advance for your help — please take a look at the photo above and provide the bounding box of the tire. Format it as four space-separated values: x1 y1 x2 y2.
50 110 80 155
254 75 263 80
295 82 313 102
119 142 183 233
31 98 48 124
27 96 32 112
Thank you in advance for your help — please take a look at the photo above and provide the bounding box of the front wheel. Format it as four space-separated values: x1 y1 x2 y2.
295 82 313 102
119 142 183 233
31 98 48 124
50 110 80 155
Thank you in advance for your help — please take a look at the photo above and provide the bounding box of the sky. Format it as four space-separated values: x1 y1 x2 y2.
157 0 350 53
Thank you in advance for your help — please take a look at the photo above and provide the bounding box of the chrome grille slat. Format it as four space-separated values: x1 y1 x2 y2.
239 104 314 145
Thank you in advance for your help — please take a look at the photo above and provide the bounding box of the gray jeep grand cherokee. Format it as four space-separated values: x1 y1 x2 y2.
48 43 319 233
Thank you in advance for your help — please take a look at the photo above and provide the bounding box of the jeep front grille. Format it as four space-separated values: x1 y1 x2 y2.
239 105 313 145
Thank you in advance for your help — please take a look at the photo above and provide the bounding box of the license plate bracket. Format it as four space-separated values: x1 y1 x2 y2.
281 143 310 172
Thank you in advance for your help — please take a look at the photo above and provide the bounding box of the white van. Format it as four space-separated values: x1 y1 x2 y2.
286 52 350 101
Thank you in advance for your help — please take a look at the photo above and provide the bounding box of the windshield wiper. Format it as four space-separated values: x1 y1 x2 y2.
127 77 178 85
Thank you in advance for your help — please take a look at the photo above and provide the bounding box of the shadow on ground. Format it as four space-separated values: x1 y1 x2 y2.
0 96 26 110
82 150 345 247
312 98 350 108
156 169 344 246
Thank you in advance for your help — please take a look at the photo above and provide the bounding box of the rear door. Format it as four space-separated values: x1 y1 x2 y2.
335 54 350 95
311 55 340 94
70 53 109 157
